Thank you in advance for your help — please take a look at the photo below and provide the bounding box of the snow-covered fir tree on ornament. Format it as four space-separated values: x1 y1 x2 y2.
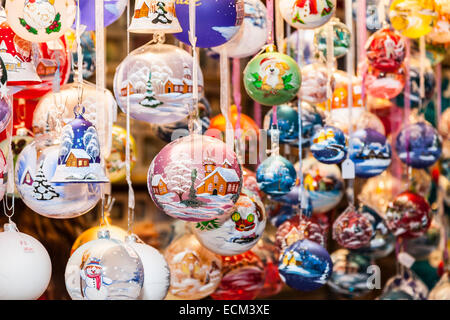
32 160 59 200
140 72 163 108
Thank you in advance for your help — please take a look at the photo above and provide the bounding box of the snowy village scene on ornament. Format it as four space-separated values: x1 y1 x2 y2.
129 0 182 34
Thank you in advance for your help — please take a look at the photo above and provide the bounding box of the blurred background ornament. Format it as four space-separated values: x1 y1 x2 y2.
332 206 374 250
264 104 299 143
282 29 316 65
75 0 127 31
363 63 406 100
0 97 12 134
428 272 450 300
404 218 441 260
106 125 136 183
299 63 334 104
279 0 336 30
69 31 96 80
256 154 296 197
310 125 347 164
315 17 351 59
378 268 429 300
129 0 181 34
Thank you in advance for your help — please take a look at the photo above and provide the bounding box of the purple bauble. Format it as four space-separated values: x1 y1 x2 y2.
174 0 245 48
0 98 12 133
73 0 127 31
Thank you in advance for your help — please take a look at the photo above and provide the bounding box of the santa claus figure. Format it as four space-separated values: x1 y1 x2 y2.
80 258 113 300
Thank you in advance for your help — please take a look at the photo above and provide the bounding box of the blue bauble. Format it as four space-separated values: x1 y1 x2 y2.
264 104 299 143
395 122 442 169
267 202 297 227
349 128 392 178
256 155 296 197
278 239 333 292
296 102 325 148
310 125 347 164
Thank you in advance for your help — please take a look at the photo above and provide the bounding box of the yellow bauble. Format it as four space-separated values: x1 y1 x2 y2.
389 0 437 38
106 125 137 183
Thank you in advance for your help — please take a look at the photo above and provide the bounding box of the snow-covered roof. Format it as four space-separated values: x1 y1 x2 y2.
0 52 22 64
166 77 184 86
65 149 90 161
151 174 166 186
203 167 240 183
222 159 232 167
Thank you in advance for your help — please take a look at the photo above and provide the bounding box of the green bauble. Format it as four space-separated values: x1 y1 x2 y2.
243 46 301 106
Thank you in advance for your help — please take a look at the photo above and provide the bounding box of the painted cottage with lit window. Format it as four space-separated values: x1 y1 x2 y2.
151 174 168 195
65 149 90 168
196 159 240 196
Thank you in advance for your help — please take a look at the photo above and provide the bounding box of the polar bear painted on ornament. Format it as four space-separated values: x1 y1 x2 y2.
80 258 113 300
23 0 56 30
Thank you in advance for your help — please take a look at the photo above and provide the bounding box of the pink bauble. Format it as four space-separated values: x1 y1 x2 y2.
332 206 374 249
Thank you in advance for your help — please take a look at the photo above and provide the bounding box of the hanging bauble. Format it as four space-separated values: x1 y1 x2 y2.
164 234 222 300
211 251 265 300
349 128 392 178
404 218 441 260
173 0 244 48
0 222 52 300
357 0 390 32
365 27 406 73
5 0 76 43
242 167 262 198
114 43 204 125
389 0 437 39
279 0 336 30
395 121 442 169
15 133 101 218
148 134 242 222
439 108 450 140
69 31 96 80
310 125 347 164
126 235 170 300
75 0 127 32
427 14 450 44
363 62 406 100
332 206 373 250
327 249 372 298
314 17 351 59
435 0 450 14
129 0 181 34
295 101 325 148
208 104 259 140
282 29 316 65
299 63 335 104
428 272 450 300
192 190 265 256
0 97 12 134
50 108 109 183
243 45 301 106
268 202 297 227
106 125 137 184
378 268 428 300
65 230 144 300
256 154 296 197
264 104 299 143
385 191 431 238
211 0 267 59
278 239 332 291
333 110 386 138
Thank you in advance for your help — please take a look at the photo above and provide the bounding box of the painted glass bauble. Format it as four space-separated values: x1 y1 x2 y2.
332 206 373 250
65 230 144 300
282 29 316 65
427 14 450 44
208 104 259 140
428 272 450 300
148 134 242 222
365 27 406 73
404 218 440 260
354 0 390 32
69 31 96 80
278 239 332 291
211 251 265 300
363 63 406 100
15 133 101 218
129 0 181 34
212 0 267 59
334 111 386 140
191 190 266 256
279 0 336 30
5 0 76 43
76 0 127 31
297 102 326 148
113 43 204 124
243 46 301 106
256 154 296 197
164 234 222 300
395 121 442 169
264 104 299 143
310 125 347 164
299 63 335 104
268 202 297 227
106 125 137 184
173 0 245 48
314 17 351 58
70 223 128 255
327 249 372 298
378 268 429 300
349 128 392 178
0 97 12 134
385 191 431 239
0 223 51 300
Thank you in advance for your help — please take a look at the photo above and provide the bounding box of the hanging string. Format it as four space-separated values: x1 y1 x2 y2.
220 47 233 150
232 58 243 161
357 0 367 109
404 39 412 184
2 193 15 224
325 20 334 114
266 0 274 45
275 0 284 50
188 0 200 136
296 30 305 220
419 35 426 115
75 0 84 105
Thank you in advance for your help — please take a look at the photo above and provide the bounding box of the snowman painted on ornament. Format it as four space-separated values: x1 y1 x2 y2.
21 0 60 34
80 257 113 300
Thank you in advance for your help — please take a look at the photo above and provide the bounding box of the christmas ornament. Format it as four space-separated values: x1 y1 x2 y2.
76 0 127 31
211 0 267 59
126 235 170 300
208 104 259 140
106 125 137 184
148 134 242 222
395 121 442 169
315 17 351 58
253 236 283 298
243 45 301 106
279 0 336 30
211 251 265 300
349 128 392 178
378 268 428 300
334 110 386 137
242 167 262 198
113 43 204 124
299 63 335 104
385 191 431 238
65 230 144 300
129 0 181 34
174 0 245 48
363 63 406 100
332 206 373 250
0 97 12 134
310 125 347 164
5 0 77 43
358 0 390 32
192 190 266 256
404 218 440 260
278 239 332 291
428 272 450 300
256 154 296 197
164 234 222 300
268 202 297 227
69 31 96 80
15 133 101 218
0 222 52 300
327 249 372 298
297 102 325 148
264 104 299 143
427 13 450 44
282 29 316 65
71 223 128 255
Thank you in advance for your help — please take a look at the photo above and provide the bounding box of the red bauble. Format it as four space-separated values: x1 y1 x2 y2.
366 27 406 72
364 63 406 100
385 191 431 238
252 238 283 298
332 206 373 249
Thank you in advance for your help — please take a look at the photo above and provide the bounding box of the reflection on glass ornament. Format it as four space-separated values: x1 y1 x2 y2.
404 218 440 260
299 63 334 104
428 272 450 300
315 18 351 58
264 104 299 143
279 0 336 29
15 133 101 218
310 125 347 164
328 249 372 298
114 43 204 124
256 154 296 197
174 0 245 48
148 134 242 222
106 125 136 184
129 0 180 34
378 268 428 300
243 45 301 106
278 239 332 291
0 222 52 300
349 128 392 178
70 31 96 80
165 234 222 300
282 29 316 65
192 190 266 256
395 121 442 169
364 63 406 100
5 0 76 43
211 251 265 300
385 191 431 239
212 0 267 59
332 206 373 250
208 104 259 140
65 230 144 300
75 0 126 31
0 97 11 133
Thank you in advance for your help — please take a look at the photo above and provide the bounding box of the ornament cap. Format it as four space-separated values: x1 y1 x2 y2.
125 234 138 244
97 229 111 240
265 44 277 53
3 222 17 232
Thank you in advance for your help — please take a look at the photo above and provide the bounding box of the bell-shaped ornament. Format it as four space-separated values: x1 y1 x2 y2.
128 0 182 34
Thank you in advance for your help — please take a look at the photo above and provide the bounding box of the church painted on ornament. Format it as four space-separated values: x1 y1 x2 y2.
196 159 240 196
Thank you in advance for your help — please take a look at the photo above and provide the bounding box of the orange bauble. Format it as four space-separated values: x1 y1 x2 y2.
208 105 260 138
